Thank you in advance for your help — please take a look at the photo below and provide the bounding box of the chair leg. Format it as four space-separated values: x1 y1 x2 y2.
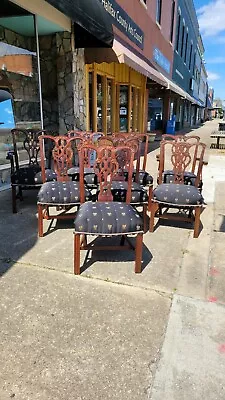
143 204 148 232
74 233 81 275
18 186 23 201
149 202 158 232
12 185 17 213
135 233 143 273
38 204 44 237
148 186 153 212
193 207 201 238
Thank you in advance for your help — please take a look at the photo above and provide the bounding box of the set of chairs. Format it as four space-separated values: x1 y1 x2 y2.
6 128 207 274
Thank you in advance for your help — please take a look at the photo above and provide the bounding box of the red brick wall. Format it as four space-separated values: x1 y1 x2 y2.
114 0 177 77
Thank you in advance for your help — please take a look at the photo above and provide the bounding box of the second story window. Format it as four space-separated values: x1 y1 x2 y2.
184 31 188 63
181 22 185 57
156 0 162 25
170 0 175 43
176 13 181 52
189 43 193 70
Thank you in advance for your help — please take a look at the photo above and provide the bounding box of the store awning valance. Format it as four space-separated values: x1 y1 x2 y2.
45 0 114 48
113 40 168 87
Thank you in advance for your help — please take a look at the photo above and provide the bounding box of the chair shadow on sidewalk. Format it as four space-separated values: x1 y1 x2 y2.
79 236 153 274
151 209 204 236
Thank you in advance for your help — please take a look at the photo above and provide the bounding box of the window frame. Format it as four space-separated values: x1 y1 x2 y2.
176 11 181 52
156 0 162 25
170 0 176 43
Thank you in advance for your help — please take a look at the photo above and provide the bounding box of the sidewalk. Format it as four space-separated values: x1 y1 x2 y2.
0 119 225 399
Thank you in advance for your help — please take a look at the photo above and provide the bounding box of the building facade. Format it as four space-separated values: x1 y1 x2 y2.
0 0 209 147
172 0 207 129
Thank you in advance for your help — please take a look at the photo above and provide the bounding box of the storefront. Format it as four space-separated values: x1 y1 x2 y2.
86 62 146 134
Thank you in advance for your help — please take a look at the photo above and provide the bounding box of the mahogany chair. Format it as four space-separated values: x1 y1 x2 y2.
37 135 92 237
150 140 206 238
157 135 206 191
67 130 104 143
7 128 56 213
67 131 104 185
113 132 149 175
73 144 144 274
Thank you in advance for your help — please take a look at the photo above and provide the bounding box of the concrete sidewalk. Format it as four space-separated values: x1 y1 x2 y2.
1 119 225 399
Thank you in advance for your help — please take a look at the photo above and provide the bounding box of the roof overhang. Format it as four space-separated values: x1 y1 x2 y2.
45 0 114 48
113 40 168 87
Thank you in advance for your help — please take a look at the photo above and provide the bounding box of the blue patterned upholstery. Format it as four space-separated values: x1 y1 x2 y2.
34 169 57 184
134 171 153 186
11 166 57 186
153 183 204 206
37 181 92 205
162 170 202 189
74 202 144 235
124 170 153 186
110 181 148 203
67 167 97 186
11 165 41 185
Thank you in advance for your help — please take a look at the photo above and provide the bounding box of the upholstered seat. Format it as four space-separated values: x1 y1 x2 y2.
67 166 97 185
153 183 204 206
38 181 92 205
74 201 144 235
11 165 41 185
111 181 148 203
162 170 202 188
34 169 57 184
133 170 153 186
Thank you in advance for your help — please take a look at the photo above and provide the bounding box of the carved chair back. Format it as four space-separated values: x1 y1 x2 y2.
161 135 201 173
78 144 134 203
68 130 104 143
158 140 206 187
113 132 149 171
10 129 46 171
39 135 83 182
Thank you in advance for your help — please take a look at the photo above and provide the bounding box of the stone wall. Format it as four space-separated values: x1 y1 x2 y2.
73 48 86 131
39 34 58 132
0 26 87 134
56 32 87 133
0 26 41 126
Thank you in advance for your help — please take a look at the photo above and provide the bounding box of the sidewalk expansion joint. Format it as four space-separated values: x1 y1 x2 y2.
0 256 173 300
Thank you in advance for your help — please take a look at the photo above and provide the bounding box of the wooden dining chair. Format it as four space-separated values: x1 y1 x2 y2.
6 128 56 213
37 135 92 237
73 144 144 274
150 140 206 238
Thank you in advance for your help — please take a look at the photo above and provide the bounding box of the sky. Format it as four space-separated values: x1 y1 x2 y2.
194 0 225 101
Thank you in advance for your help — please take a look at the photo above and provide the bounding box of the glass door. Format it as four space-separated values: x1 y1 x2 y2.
119 85 128 132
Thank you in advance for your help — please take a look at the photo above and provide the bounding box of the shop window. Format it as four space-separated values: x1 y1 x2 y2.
107 79 113 134
147 98 163 132
89 72 93 131
156 0 162 25
97 74 103 132
119 85 128 132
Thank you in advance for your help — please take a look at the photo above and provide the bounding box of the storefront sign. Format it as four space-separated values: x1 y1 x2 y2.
153 47 170 73
99 0 144 49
